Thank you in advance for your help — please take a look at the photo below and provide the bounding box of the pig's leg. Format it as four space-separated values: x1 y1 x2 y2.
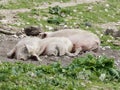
65 52 77 57
65 46 80 57
31 53 42 61
58 44 78 56
7 47 16 58
47 49 58 56
38 45 46 56
46 44 58 56
73 47 82 56
57 45 65 56
58 47 76 57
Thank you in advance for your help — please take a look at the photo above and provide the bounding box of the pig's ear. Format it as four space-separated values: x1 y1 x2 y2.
24 44 33 54
39 33 47 39
42 33 47 38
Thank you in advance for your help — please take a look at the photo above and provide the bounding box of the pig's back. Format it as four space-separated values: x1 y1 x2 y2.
16 36 42 49
48 29 85 37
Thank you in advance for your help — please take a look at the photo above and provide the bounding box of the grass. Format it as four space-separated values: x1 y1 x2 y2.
16 0 120 27
0 0 70 9
100 35 120 49
0 54 120 90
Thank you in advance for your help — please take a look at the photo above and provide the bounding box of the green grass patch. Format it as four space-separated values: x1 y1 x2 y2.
0 0 70 9
101 35 120 49
0 55 120 89
16 0 120 29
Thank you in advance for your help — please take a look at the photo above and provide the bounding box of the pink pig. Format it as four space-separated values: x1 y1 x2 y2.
7 36 74 61
39 29 100 55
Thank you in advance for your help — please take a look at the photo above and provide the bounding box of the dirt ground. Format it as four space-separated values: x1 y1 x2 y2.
0 0 120 68
0 34 120 68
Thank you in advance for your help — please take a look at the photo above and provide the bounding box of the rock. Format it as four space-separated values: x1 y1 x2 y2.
113 30 120 38
85 22 92 27
24 26 43 36
112 40 120 46
104 28 120 38
104 28 114 35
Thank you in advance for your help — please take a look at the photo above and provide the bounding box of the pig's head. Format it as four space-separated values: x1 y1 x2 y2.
39 32 52 39
24 44 36 59
25 44 41 61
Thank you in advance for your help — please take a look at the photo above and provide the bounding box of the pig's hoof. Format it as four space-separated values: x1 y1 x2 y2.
38 58 42 61
66 53 77 57
30 55 42 61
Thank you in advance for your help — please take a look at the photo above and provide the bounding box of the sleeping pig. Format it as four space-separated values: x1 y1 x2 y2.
7 36 74 61
39 29 100 55
42 37 74 56
7 36 42 61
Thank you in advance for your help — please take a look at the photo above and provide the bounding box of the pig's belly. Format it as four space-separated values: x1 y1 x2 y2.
68 35 95 51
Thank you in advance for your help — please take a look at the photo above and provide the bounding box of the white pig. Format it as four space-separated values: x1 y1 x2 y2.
42 37 74 56
39 29 100 55
7 37 42 61
7 36 74 61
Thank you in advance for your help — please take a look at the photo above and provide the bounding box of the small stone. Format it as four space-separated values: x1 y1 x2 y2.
64 25 68 28
12 35 18 38
99 73 106 81
112 40 120 46
43 17 48 21
85 22 92 27
81 82 86 87
45 25 53 31
113 30 120 38
87 6 93 11
107 39 112 43
105 4 110 8
27 72 36 77
105 8 108 12
105 46 111 49
73 9 77 12
104 28 114 35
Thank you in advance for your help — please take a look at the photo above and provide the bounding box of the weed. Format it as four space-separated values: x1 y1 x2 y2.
0 55 120 89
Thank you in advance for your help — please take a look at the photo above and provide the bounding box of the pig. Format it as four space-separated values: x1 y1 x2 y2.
7 36 74 61
39 29 100 55
7 37 42 61
42 37 74 56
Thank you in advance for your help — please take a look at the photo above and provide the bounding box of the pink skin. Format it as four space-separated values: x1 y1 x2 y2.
39 29 100 55
7 36 75 61
7 37 42 61
40 37 75 56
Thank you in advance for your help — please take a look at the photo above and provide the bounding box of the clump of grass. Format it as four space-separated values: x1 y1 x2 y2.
47 16 64 25
0 55 120 89
101 35 120 49
66 54 120 81
0 0 71 9
47 5 71 25
49 5 71 17
17 0 120 28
